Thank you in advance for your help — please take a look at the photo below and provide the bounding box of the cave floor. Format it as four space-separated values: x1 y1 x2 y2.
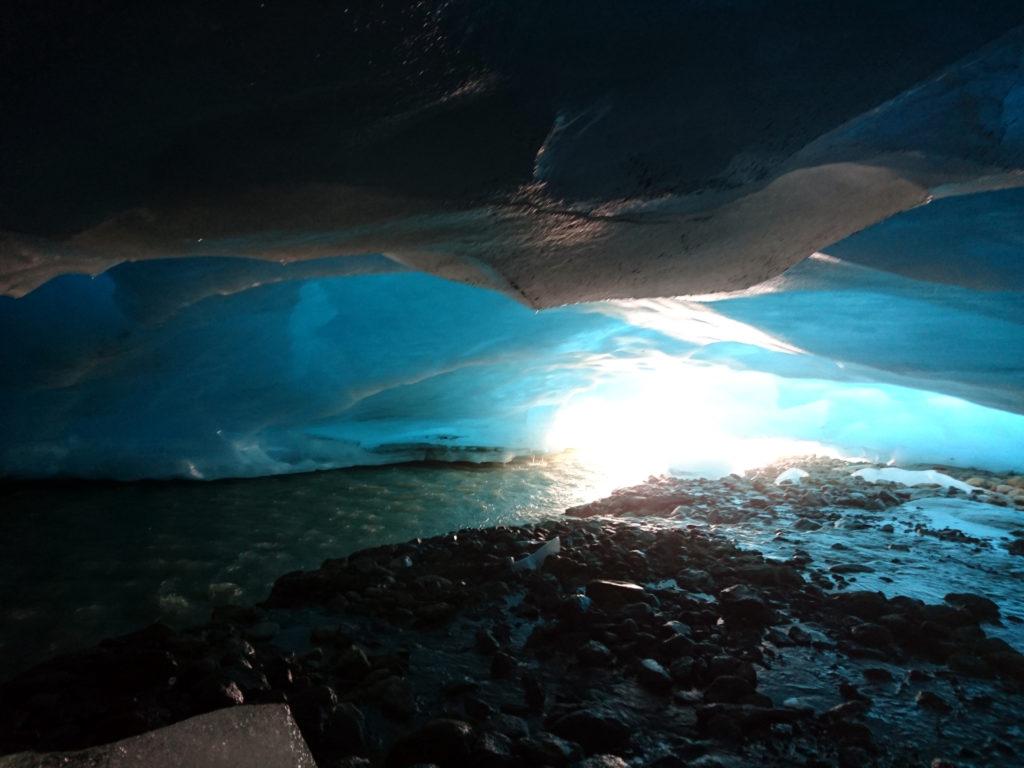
1 460 1023 767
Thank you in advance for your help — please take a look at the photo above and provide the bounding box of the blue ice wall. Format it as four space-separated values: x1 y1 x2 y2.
1 243 1023 479
0 261 694 478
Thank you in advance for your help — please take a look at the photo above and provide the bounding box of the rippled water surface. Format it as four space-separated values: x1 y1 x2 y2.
0 458 617 678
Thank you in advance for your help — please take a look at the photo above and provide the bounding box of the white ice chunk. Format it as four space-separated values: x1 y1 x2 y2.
774 468 809 485
512 536 561 571
0 704 316 768
852 467 976 493
899 496 1022 541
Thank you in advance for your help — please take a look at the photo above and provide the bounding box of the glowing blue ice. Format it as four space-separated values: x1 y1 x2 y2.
1 238 1022 480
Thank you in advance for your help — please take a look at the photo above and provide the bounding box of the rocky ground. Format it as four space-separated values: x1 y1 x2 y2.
1 458 1023 767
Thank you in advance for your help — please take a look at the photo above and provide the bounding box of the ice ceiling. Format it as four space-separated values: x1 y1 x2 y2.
3 188 1023 480
1 2 1023 479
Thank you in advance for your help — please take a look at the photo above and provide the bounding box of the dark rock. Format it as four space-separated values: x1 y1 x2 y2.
706 656 756 686
558 593 592 621
622 602 656 621
850 622 894 648
948 653 993 678
839 746 872 767
862 668 894 683
717 584 774 624
490 651 518 679
572 756 630 768
521 673 545 712
489 713 530 740
369 676 416 720
333 758 372 768
225 666 270 698
702 713 743 742
827 719 874 745
310 626 350 647
416 602 456 626
193 676 245 712
386 719 476 768
264 655 295 689
669 656 695 684
476 627 501 654
919 604 975 629
829 592 888 621
988 651 1024 682
323 703 367 756
878 612 916 642
549 709 631 754
414 574 454 593
793 518 822 531
578 640 614 666
703 675 754 704
839 682 868 702
112 649 178 692
734 563 805 588
586 580 647 610
787 625 812 645
334 646 372 680
830 563 874 575
662 620 691 637
516 731 581 766
464 696 496 721
637 658 673 692
289 684 338 743
915 691 952 714
944 593 1000 623
473 731 515 768
661 633 696 658
826 700 870 720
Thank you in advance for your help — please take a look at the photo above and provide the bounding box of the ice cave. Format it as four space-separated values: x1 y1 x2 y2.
1 2 1023 767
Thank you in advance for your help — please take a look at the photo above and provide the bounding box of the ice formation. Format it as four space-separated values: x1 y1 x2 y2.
774 468 809 485
512 537 562 572
2 237 1023 480
852 468 977 493
0 4 1022 481
899 497 1024 542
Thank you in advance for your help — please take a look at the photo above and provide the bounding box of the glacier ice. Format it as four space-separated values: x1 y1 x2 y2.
774 468 809 485
851 468 977 493
512 537 562 572
1 237 1023 481
901 497 1024 541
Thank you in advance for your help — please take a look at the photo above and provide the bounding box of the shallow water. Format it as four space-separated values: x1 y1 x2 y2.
668 493 1024 650
0 458 618 679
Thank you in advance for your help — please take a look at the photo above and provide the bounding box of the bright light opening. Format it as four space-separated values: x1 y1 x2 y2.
544 359 842 487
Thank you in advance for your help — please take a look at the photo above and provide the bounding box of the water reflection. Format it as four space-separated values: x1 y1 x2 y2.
0 457 609 677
